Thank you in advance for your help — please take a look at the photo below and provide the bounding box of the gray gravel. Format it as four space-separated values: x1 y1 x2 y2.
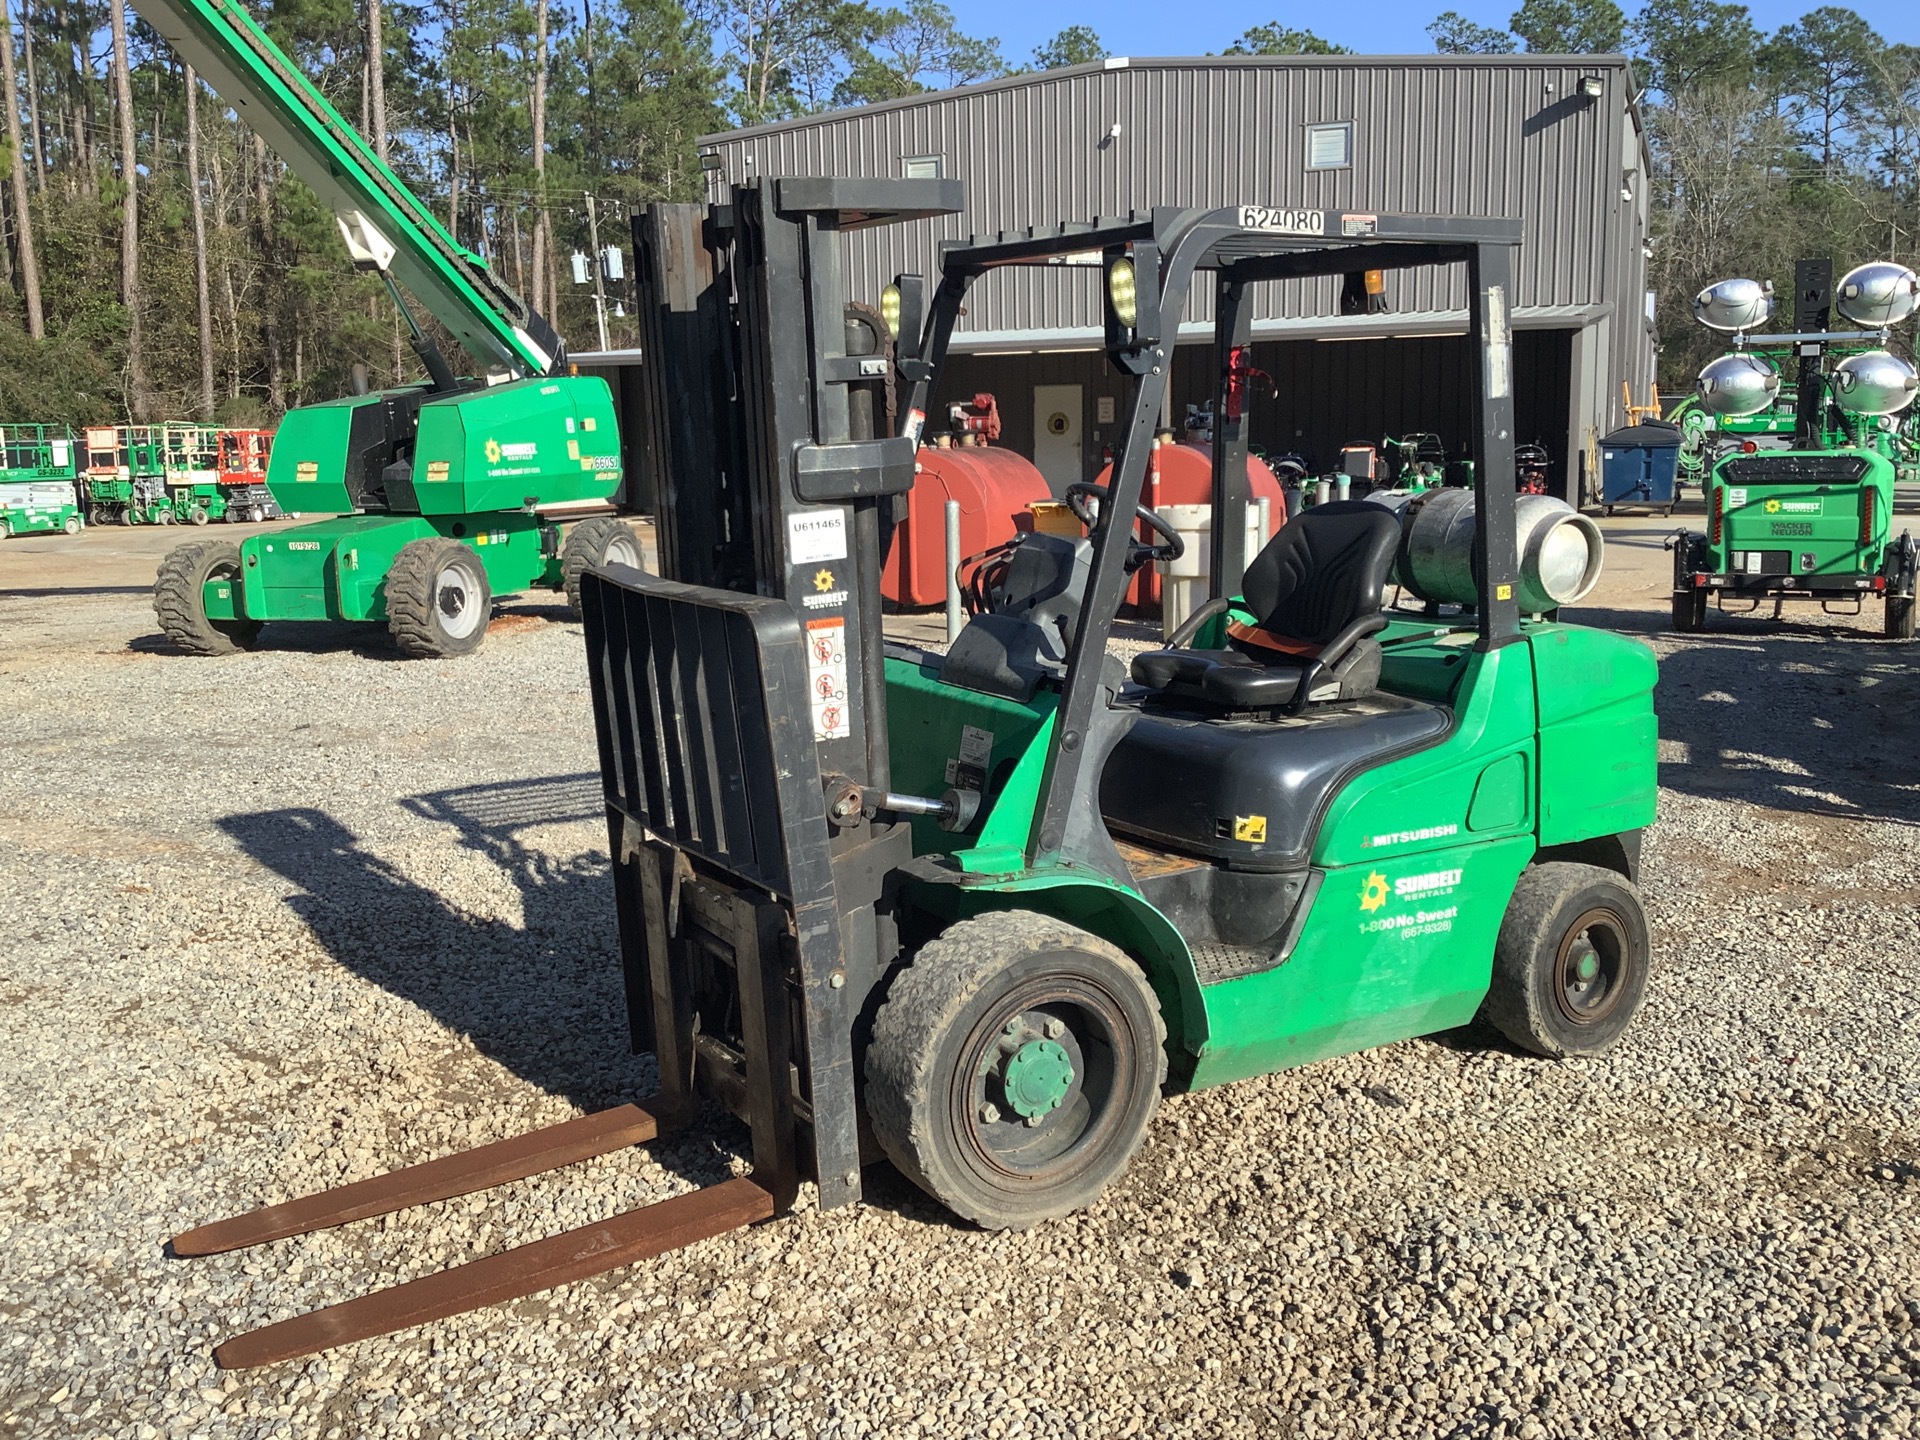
2 572 1918 1440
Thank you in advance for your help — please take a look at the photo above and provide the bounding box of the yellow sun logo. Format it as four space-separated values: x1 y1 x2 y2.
813 568 835 592
1764 498 1781 513
484 438 503 464
1359 871 1390 912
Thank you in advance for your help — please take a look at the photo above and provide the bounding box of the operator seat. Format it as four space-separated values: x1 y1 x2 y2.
1130 501 1401 711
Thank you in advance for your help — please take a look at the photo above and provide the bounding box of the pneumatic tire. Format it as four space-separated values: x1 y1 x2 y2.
1887 594 1916 641
386 538 492 658
153 541 262 655
1481 861 1651 1059
865 911 1166 1231
561 517 644 617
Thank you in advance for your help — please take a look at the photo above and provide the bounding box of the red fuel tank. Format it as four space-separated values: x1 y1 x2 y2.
1094 437 1287 610
883 438 1053 607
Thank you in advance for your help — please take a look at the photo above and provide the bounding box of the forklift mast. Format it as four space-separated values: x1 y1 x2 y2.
128 0 562 379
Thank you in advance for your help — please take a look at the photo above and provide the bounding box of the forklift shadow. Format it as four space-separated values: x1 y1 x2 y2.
1569 604 1920 826
217 784 749 1189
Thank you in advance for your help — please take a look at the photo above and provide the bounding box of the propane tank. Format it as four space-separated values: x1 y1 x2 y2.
1696 352 1782 418
1834 262 1920 329
1692 277 1774 333
1394 489 1603 614
1831 350 1920 416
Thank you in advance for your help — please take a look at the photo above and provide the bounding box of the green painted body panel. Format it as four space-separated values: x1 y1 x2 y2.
1703 446 1897 577
265 377 620 518
216 512 556 622
882 614 1658 1093
412 376 621 513
0 425 77 484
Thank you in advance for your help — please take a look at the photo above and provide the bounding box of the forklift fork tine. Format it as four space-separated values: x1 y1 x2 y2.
212 1176 776 1369
170 1104 662 1257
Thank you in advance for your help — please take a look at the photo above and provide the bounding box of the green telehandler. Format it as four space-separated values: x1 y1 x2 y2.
168 184 1659 1369
139 0 639 658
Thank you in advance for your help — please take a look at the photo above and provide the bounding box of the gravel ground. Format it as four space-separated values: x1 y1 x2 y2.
3 521 1919 1440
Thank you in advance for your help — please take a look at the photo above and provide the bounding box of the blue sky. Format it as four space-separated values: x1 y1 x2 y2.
958 0 1920 68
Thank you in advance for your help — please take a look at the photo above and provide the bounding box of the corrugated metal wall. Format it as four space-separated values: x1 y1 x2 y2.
703 57 1645 349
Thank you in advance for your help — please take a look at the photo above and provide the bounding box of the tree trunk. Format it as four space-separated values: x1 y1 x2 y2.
529 0 549 317
110 0 147 415
186 63 215 417
253 132 285 415
367 0 388 161
22 0 43 190
1 0 43 335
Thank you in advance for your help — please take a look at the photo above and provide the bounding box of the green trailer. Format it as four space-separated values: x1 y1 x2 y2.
137 0 637 659
1671 259 1919 638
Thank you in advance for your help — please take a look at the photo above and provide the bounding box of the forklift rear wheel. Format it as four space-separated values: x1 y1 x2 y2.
1482 862 1650 1059
387 539 493 658
1887 595 1916 641
865 911 1166 1231
153 541 262 655
562 518 644 617
1670 589 1707 632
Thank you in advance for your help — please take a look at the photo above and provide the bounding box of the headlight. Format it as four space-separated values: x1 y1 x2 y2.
1108 257 1137 330
880 283 901 337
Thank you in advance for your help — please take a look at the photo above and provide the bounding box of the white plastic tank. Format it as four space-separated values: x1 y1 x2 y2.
1157 502 1271 639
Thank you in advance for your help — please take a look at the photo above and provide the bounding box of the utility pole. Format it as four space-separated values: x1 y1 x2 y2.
585 192 610 351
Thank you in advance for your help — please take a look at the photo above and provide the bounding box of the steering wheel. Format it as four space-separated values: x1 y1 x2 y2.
1064 482 1184 572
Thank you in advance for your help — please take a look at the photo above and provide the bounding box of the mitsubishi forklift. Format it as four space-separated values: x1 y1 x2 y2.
169 182 1658 1367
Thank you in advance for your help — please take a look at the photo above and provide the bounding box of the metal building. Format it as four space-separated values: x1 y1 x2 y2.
696 54 1653 501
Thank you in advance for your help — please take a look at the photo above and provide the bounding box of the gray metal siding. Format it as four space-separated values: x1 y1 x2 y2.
703 57 1646 352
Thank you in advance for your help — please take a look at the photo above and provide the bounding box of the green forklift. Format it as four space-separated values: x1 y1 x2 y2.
138 0 637 659
1670 259 1920 638
170 185 1658 1369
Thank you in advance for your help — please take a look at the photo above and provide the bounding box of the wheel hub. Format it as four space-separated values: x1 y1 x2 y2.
998 1035 1074 1120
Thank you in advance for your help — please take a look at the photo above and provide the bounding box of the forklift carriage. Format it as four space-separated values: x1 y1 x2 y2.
172 180 1658 1368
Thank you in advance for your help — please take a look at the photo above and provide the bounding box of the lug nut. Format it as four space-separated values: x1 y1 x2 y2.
1043 1018 1066 1040
979 1103 1000 1124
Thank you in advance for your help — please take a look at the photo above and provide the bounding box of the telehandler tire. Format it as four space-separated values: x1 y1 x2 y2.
1482 861 1650 1059
386 538 492 658
1887 594 1916 641
153 541 262 655
866 910 1166 1231
561 517 644 617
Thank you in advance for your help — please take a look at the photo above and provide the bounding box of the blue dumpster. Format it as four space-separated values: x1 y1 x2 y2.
1599 421 1683 513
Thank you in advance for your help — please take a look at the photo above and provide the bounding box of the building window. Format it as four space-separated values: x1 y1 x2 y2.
903 155 943 179
1306 122 1353 171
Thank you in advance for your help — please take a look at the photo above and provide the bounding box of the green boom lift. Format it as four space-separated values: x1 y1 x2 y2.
140 0 639 658
168 185 1660 1370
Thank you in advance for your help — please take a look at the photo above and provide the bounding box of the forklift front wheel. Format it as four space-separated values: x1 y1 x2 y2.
387 539 493 658
1482 862 1650 1059
865 911 1167 1231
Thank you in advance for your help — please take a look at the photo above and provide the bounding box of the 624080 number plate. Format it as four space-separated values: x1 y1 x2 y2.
1237 206 1326 235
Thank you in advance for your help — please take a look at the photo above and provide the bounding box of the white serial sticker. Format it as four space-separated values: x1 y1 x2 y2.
1726 487 1748 507
806 618 851 740
958 724 994 767
788 509 848 565
1239 205 1325 235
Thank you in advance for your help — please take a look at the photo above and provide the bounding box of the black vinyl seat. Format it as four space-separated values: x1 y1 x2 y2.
1130 501 1402 711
